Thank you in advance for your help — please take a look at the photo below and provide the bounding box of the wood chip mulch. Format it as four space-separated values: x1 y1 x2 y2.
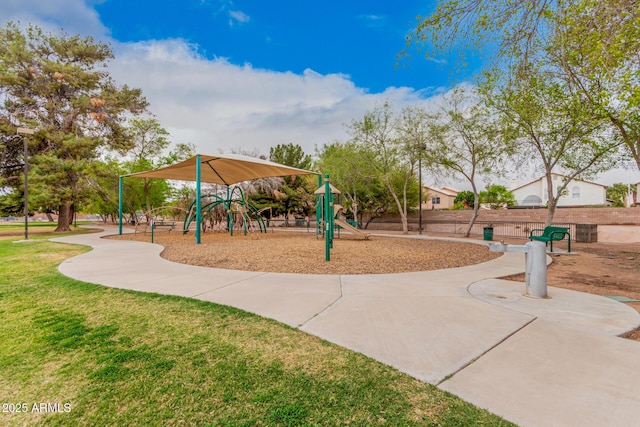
109 230 499 275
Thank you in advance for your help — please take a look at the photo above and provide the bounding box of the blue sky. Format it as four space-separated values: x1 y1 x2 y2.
94 0 455 93
2 0 468 159
1 0 637 186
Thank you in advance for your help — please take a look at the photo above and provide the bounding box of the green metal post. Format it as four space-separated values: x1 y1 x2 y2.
227 186 233 236
195 155 201 244
243 213 247 235
329 192 334 247
316 175 322 236
324 174 331 261
151 221 155 243
118 176 123 235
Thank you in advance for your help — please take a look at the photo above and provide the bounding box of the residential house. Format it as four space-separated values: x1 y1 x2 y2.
510 173 607 207
423 186 458 210
619 182 639 207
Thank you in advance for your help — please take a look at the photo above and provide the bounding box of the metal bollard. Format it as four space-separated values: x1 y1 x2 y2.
489 240 549 299
525 241 548 298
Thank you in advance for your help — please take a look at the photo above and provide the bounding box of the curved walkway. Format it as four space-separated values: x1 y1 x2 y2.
51 227 640 427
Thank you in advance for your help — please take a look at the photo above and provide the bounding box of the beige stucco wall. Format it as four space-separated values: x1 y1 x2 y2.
423 188 456 210
597 225 640 243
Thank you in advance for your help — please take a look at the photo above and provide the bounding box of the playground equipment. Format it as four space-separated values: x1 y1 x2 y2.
314 175 338 261
182 186 268 236
119 153 317 244
333 204 370 240
315 174 370 261
134 206 189 235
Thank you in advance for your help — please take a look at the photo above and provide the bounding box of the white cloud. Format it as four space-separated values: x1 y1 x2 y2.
228 10 250 26
358 14 387 27
426 57 448 65
0 0 449 158
107 39 444 157
20 1 621 189
0 0 109 39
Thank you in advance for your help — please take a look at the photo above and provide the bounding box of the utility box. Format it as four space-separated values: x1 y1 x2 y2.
576 223 597 243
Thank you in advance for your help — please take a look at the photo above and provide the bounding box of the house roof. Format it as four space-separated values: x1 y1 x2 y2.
423 185 458 197
441 186 460 195
510 173 608 192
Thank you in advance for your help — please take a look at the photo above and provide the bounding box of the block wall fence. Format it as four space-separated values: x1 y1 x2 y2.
367 207 640 232
420 207 640 225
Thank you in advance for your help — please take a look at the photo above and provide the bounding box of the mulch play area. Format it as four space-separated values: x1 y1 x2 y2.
109 230 499 275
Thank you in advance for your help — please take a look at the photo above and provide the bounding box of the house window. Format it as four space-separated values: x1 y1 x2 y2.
572 186 580 199
523 195 542 206
432 197 441 205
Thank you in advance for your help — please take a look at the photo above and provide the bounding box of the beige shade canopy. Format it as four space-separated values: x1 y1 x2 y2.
126 154 317 185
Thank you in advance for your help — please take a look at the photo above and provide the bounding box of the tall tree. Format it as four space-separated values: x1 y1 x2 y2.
552 0 640 169
0 23 147 231
83 157 123 223
269 143 313 172
0 131 26 216
606 183 630 208
348 102 419 234
426 88 504 237
487 66 621 225
261 143 315 222
404 0 555 73
84 126 195 225
121 117 194 218
479 184 516 209
315 141 390 228
396 105 431 219
404 0 639 169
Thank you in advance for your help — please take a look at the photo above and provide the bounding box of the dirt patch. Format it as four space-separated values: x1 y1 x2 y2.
108 230 499 275
500 240 640 341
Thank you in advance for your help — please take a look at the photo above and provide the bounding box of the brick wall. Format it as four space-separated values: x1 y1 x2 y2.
368 207 640 232
419 207 640 225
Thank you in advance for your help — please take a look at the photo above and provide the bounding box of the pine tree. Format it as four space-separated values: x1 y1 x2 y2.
0 23 147 231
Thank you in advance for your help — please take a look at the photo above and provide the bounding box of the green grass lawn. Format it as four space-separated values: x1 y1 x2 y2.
0 237 514 426
0 222 94 239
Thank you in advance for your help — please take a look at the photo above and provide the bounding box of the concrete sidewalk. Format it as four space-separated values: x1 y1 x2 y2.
51 227 640 427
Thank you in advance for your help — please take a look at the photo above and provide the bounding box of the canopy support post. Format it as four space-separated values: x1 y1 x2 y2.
195 155 202 244
324 174 331 261
316 175 322 236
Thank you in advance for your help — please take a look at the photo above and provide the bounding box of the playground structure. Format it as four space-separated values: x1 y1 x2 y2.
182 186 268 236
315 174 370 261
133 206 189 234
119 153 316 244
333 205 370 240
123 172 365 263
117 154 368 262
131 188 269 238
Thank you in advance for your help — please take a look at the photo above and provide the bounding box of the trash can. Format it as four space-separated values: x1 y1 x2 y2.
483 226 494 241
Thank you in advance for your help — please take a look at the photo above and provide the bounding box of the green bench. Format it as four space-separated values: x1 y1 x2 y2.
152 221 176 232
529 226 571 253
